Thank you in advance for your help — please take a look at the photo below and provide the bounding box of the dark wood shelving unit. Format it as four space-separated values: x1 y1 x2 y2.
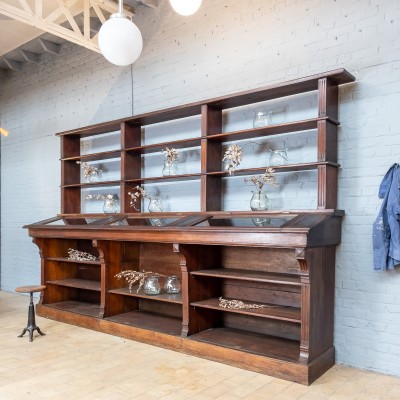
26 69 356 385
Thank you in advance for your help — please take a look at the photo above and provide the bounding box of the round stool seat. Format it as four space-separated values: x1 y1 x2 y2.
15 285 46 342
15 285 46 294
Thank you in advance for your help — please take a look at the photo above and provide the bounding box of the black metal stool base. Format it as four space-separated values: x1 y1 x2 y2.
18 293 45 342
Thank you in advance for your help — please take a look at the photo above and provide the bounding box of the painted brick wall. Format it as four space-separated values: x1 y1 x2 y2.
1 0 400 377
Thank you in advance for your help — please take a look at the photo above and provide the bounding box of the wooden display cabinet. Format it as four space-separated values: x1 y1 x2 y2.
25 69 355 385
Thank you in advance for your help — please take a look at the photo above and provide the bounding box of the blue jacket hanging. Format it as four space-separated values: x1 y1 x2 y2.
373 163 400 270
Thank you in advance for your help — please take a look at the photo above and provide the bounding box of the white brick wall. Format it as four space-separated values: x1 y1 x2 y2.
1 0 400 377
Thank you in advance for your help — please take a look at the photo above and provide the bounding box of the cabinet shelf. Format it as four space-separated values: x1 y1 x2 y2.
62 149 121 162
46 257 101 265
124 137 201 154
206 161 339 177
125 173 202 184
190 327 300 362
62 180 120 188
109 287 182 304
191 297 301 323
45 300 101 317
46 278 101 291
207 117 336 143
191 268 301 286
106 310 182 336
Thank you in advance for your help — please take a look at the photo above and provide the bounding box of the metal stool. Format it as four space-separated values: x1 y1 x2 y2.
15 285 46 342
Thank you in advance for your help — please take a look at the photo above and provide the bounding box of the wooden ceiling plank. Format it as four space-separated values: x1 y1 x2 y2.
90 1 106 24
84 0 90 39
35 0 42 18
56 0 82 36
18 0 32 13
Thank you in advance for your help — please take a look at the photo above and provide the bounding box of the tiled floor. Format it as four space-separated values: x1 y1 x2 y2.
1 291 399 400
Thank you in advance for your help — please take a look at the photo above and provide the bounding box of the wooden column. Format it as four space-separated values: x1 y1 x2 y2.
61 135 81 214
201 105 222 211
121 122 141 213
317 78 339 209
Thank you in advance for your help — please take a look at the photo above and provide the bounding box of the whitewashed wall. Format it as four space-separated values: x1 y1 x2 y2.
1 0 400 377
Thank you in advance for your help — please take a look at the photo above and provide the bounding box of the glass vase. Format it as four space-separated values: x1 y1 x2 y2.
88 169 102 183
250 190 270 227
148 197 164 226
103 195 118 213
164 276 181 294
162 160 178 176
143 275 161 295
269 148 288 166
253 111 270 128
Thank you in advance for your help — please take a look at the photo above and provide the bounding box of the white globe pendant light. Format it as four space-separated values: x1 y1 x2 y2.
98 0 143 66
169 0 202 16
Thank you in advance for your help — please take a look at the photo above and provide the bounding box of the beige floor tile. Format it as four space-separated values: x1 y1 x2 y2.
1 290 400 400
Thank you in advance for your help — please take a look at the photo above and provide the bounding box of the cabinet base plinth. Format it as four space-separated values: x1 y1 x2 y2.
37 304 334 385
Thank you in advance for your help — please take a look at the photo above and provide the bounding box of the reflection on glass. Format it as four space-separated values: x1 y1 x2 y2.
164 276 181 294
144 275 161 295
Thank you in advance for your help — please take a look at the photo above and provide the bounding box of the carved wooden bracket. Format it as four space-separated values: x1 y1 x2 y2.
295 248 308 273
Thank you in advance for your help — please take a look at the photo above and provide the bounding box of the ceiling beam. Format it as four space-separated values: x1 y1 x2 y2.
0 0 134 54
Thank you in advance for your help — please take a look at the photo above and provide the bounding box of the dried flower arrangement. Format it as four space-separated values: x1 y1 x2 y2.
67 248 98 262
244 167 278 191
162 147 179 163
223 144 243 175
76 161 102 182
218 297 277 309
115 270 165 293
86 193 117 202
128 186 148 211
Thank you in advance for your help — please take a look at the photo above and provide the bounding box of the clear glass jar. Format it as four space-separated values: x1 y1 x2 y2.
253 111 270 128
164 276 181 294
143 275 161 295
162 160 178 176
103 195 118 213
250 190 270 227
269 149 288 166
148 197 164 226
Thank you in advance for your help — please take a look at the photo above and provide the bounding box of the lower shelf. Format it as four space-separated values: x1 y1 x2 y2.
44 300 100 317
190 327 300 362
106 310 182 336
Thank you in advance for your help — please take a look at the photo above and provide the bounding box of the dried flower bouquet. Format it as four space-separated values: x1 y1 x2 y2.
115 270 165 293
223 144 243 175
244 167 278 191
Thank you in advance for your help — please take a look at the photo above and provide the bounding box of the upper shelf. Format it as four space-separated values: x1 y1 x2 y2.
56 69 355 137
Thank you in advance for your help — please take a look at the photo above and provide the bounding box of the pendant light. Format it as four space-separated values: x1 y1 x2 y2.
0 127 9 137
98 0 143 66
169 0 202 16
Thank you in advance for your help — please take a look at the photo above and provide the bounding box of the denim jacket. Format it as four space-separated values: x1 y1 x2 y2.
373 164 400 270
